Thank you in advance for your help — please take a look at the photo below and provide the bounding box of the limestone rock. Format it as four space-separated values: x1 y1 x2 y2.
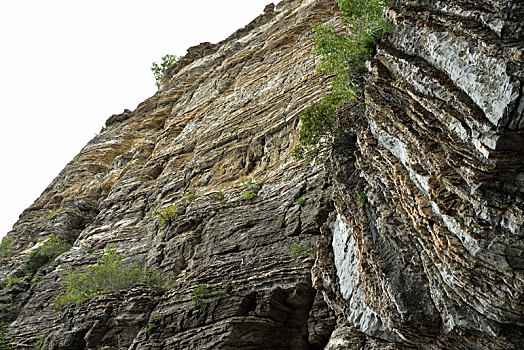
317 0 524 349
1 0 339 348
1 0 523 349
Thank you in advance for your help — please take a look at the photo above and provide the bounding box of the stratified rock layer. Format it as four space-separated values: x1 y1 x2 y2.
317 0 524 349
1 1 339 348
2 0 523 349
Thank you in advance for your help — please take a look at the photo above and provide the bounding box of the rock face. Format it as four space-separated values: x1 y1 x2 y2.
316 0 524 349
1 1 339 348
1 0 523 349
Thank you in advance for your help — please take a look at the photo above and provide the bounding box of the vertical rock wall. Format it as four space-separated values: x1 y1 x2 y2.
318 0 524 349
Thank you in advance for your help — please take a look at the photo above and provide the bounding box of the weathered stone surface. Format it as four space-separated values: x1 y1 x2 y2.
324 326 415 350
0 0 339 348
1 0 523 349
317 0 524 349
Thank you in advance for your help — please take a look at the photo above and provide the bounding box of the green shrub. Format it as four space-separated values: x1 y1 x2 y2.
31 275 44 284
241 179 260 200
190 283 229 313
52 246 166 308
213 283 229 298
151 54 182 88
152 205 178 226
185 194 197 203
219 190 228 207
35 333 48 350
0 238 13 260
290 244 310 259
295 0 389 160
0 322 10 350
190 283 209 312
4 277 21 289
145 315 164 334
296 195 306 207
26 235 71 274
42 206 57 221
357 192 367 207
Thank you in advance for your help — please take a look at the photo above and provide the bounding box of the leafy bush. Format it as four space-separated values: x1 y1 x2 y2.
314 0 388 90
357 192 367 207
191 283 209 312
151 54 182 88
4 277 21 289
42 206 57 221
296 195 306 207
295 0 389 160
241 179 260 200
152 204 178 226
145 315 164 334
0 238 12 260
218 190 228 207
52 246 166 308
190 283 229 313
0 322 10 350
26 235 71 274
290 244 310 259
31 275 44 284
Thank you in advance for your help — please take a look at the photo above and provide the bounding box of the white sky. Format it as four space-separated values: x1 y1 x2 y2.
0 0 273 237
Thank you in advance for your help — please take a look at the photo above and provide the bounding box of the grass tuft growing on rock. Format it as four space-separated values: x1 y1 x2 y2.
145 315 164 334
3 277 21 290
190 283 229 313
0 322 10 350
290 244 310 259
191 283 209 312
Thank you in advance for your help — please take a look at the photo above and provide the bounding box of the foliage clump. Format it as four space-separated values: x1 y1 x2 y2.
294 0 389 160
218 190 228 207
241 179 261 200
190 283 229 313
191 283 209 312
4 277 21 290
0 238 13 260
290 244 310 259
296 195 306 207
0 322 10 350
151 54 182 88
42 206 57 221
357 192 367 207
26 234 71 274
52 246 167 308
145 315 164 334
152 204 179 226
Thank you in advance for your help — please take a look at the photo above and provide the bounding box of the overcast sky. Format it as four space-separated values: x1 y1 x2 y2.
0 0 273 237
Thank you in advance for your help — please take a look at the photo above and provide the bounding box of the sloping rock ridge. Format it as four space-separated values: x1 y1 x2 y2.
1 0 523 349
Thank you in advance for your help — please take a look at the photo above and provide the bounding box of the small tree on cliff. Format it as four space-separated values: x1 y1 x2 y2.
294 0 389 160
151 54 182 89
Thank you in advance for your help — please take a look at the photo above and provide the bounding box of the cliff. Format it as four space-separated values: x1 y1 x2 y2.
318 0 524 348
1 0 522 349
